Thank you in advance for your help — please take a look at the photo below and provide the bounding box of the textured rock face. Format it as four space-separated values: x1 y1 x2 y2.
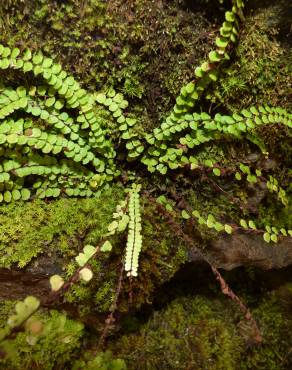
1 232 291 305
210 233 292 270
0 268 49 301
188 232 292 271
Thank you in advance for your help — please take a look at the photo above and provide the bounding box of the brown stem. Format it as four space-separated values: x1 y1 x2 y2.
98 262 124 349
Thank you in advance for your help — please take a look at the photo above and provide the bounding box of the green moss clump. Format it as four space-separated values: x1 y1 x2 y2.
65 199 188 314
0 302 125 369
240 285 292 370
110 283 292 370
211 1 292 112
0 179 187 313
2 282 292 369
0 185 123 268
0 300 15 325
0 309 84 370
72 350 127 370
111 295 243 370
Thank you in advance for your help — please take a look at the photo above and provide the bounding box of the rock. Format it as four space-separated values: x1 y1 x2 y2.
0 268 49 301
208 232 292 270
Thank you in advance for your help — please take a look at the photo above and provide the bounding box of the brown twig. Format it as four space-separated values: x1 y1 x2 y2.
98 262 125 349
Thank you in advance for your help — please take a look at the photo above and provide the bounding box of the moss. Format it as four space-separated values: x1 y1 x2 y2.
240 285 292 369
112 295 243 370
0 301 125 369
64 198 188 314
0 0 216 130
110 283 292 370
72 350 127 370
210 1 292 112
0 300 15 325
1 281 292 369
0 309 84 370
0 177 187 314
0 184 187 313
64 254 119 315
0 185 123 268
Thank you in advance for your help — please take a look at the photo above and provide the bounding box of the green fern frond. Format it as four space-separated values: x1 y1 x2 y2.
125 184 143 277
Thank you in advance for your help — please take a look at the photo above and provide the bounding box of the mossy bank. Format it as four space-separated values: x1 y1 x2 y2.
0 0 291 369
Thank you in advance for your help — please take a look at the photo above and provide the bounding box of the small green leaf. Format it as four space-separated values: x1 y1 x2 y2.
240 219 248 228
214 222 224 232
100 240 113 252
248 220 257 230
224 224 233 234
209 51 221 63
225 11 235 22
83 245 96 258
181 210 190 219
213 168 221 176
23 62 33 72
280 228 287 236
4 191 12 203
271 234 278 243
235 172 242 181
118 214 130 232
195 67 204 78
108 220 118 232
215 37 228 48
75 254 88 267
247 174 257 184
192 210 200 218
263 232 271 243
49 275 64 292
24 296 40 311
11 47 20 59
21 188 31 201
79 267 93 282
185 82 195 94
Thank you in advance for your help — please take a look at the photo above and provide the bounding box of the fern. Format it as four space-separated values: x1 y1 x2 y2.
142 106 291 174
189 210 292 243
0 0 290 257
125 184 143 277
0 0 292 358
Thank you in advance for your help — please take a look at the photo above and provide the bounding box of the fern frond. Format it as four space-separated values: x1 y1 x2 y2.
125 184 143 277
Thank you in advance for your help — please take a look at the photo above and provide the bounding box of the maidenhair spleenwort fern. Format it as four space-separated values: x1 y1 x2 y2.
0 0 291 352
124 184 142 277
0 0 291 276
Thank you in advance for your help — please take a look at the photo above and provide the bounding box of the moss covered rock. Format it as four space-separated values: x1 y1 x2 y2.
111 283 292 370
0 0 217 127
0 188 187 314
